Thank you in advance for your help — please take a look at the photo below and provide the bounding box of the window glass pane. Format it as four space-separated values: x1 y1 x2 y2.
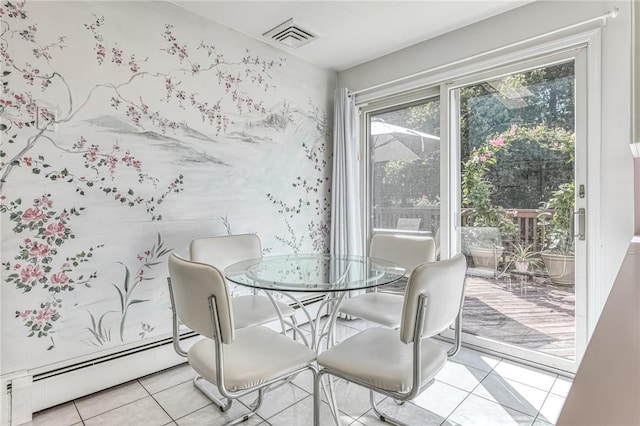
369 98 441 242
458 61 576 361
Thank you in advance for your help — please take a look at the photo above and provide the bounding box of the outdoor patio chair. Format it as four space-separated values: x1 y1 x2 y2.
314 254 467 426
461 226 511 289
338 234 436 329
167 253 316 425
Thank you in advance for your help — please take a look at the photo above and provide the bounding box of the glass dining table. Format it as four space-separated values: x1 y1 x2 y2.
224 253 406 352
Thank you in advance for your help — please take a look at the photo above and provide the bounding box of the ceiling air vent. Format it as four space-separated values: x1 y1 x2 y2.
263 18 317 48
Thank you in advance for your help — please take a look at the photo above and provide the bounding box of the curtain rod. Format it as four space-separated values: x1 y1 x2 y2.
349 8 619 97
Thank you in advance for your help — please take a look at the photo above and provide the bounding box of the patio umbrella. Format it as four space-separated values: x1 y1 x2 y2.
370 120 440 163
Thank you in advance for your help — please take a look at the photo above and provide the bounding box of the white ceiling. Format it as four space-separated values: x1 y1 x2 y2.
173 1 535 72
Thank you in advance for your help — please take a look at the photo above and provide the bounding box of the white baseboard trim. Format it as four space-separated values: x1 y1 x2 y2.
2 334 200 426
3 298 327 426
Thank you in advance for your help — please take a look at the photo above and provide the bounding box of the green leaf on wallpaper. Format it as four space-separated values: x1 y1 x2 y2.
112 284 125 313
2 71 10 76
127 299 148 306
0 124 7 131
122 265 131 293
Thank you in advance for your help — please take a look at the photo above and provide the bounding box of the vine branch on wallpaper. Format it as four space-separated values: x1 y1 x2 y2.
0 2 284 191
0 0 292 344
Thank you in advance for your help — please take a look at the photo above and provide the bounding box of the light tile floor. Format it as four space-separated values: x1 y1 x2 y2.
25 319 572 426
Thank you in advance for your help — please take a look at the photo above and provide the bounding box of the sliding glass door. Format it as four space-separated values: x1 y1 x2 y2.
363 47 589 372
448 50 587 371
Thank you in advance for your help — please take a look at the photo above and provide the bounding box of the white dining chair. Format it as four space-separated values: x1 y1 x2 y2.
338 234 436 329
167 253 316 425
190 234 297 330
314 254 467 426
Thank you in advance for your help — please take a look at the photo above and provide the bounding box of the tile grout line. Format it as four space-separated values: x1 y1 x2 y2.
139 377 183 424
72 400 85 425
473 360 547 422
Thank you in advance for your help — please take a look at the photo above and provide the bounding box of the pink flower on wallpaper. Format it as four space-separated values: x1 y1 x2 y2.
20 264 43 283
108 155 117 172
37 194 53 207
29 242 50 258
21 207 45 222
95 43 106 64
35 307 57 324
84 144 99 162
45 222 66 238
19 310 32 319
490 136 505 147
50 272 69 286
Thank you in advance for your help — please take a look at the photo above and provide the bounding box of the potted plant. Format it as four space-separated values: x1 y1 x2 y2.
507 241 542 273
538 182 575 285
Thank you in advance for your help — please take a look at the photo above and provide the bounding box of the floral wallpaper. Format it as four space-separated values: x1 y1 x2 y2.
0 1 333 374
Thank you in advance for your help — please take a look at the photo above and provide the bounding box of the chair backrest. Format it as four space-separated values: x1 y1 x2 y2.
399 254 467 344
370 234 436 273
168 253 235 344
190 234 261 269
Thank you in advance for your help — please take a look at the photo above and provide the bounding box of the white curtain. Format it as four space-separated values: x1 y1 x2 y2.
330 88 363 257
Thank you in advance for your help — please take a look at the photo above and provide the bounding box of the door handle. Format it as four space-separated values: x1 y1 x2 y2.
574 208 585 241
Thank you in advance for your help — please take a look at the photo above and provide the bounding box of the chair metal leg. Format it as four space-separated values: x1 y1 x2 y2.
193 376 232 412
224 388 264 426
314 370 343 426
370 390 407 426
314 370 323 426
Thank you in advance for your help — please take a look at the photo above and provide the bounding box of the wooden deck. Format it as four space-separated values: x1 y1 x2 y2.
463 273 576 360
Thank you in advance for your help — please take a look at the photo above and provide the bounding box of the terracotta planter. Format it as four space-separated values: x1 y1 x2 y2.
470 246 504 271
541 252 575 286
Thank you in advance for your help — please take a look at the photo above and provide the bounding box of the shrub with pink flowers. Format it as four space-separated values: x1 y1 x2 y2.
461 124 574 238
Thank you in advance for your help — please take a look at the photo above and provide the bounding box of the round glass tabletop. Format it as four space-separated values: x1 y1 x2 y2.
224 253 406 292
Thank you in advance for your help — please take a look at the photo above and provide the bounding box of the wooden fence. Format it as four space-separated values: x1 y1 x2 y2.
373 207 544 247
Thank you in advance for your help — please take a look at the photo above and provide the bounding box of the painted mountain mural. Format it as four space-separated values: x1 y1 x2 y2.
0 1 334 373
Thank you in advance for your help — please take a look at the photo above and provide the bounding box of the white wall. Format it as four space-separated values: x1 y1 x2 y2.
0 1 336 418
338 0 634 318
557 237 640 425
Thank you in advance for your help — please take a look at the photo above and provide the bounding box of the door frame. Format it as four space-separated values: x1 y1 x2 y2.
440 35 601 374
356 29 602 374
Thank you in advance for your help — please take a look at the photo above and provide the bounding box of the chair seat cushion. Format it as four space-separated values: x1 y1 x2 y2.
339 293 403 328
188 326 315 392
317 327 447 394
232 295 295 329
